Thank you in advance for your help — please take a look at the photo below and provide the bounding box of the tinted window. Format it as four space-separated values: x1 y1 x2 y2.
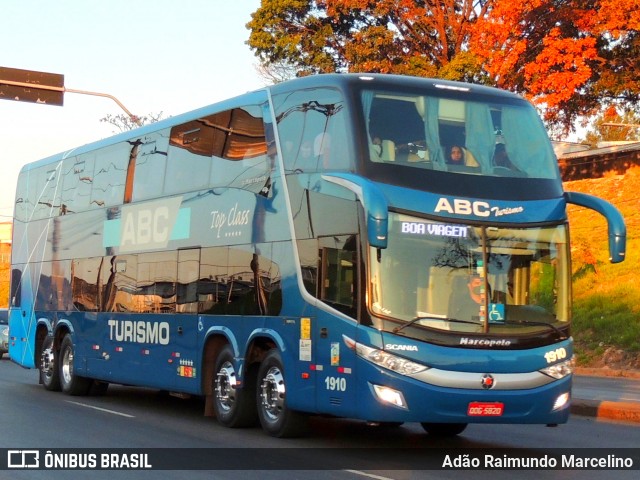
91 142 130 208
33 166 61 219
61 154 95 214
101 255 137 313
274 87 353 173
14 172 30 222
131 132 170 202
165 126 211 195
198 245 281 316
177 249 200 313
136 251 177 313
363 89 558 180
210 105 271 193
72 257 103 312
167 104 270 195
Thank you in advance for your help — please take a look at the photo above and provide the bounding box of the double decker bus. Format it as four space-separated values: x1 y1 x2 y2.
9 74 625 437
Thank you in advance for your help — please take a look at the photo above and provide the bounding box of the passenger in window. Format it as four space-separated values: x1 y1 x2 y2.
300 140 313 159
493 143 520 173
301 140 315 168
291 139 317 172
314 132 331 168
448 145 464 165
371 135 382 157
447 145 479 168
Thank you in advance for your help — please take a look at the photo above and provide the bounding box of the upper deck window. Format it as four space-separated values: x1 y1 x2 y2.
362 89 559 181
273 87 354 173
167 104 271 195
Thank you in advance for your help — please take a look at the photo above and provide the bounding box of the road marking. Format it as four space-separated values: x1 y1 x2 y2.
344 470 395 480
65 400 135 418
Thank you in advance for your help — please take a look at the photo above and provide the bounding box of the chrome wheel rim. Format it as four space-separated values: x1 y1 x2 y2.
61 346 73 385
41 346 55 380
260 366 285 422
215 361 237 412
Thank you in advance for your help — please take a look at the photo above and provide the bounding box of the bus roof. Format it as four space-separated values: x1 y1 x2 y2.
269 73 523 101
19 73 524 173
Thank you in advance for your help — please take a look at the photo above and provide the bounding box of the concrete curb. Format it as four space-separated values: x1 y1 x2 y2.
571 399 640 424
571 368 640 423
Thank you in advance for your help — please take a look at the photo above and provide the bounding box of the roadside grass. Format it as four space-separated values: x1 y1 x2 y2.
565 167 640 365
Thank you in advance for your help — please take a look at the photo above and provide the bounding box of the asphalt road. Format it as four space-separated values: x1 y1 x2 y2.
0 358 638 480
573 374 640 403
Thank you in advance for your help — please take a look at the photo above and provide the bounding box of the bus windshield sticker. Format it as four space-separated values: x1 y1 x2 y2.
300 339 312 362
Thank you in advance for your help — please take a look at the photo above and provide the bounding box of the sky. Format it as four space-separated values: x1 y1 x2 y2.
0 0 264 220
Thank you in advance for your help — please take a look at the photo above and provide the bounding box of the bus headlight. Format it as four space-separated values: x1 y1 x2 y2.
353 342 428 376
552 392 570 411
372 384 408 409
540 358 574 380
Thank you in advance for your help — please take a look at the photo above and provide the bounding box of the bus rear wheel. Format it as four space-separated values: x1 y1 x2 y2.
213 345 257 427
40 335 61 391
59 334 91 396
421 422 468 436
256 350 308 438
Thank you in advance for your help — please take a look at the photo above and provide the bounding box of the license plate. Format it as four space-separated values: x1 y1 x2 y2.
467 402 504 416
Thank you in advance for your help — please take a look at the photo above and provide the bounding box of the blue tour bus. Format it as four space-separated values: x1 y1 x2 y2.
9 74 625 437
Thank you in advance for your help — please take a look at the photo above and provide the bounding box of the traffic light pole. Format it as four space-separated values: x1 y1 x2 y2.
0 77 141 126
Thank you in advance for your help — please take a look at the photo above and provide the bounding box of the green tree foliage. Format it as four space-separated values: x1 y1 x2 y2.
246 0 489 81
247 0 640 132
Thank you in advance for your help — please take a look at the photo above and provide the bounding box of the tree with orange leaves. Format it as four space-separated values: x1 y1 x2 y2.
471 0 640 132
247 0 640 131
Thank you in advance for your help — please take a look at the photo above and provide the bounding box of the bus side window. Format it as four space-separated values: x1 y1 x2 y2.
72 257 102 312
91 142 129 208
210 105 270 193
166 121 215 195
61 154 95 214
177 249 200 314
197 245 281 316
273 87 353 173
136 251 177 313
131 133 169 202
318 234 358 318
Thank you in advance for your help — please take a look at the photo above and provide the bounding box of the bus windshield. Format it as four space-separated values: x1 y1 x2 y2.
369 213 570 336
362 88 559 180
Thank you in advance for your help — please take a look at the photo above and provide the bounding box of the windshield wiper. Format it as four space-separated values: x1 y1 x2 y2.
393 316 479 334
503 319 568 340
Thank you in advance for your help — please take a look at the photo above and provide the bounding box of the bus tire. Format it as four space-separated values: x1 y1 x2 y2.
40 335 61 391
256 349 308 438
213 345 257 428
421 422 467 436
59 334 91 396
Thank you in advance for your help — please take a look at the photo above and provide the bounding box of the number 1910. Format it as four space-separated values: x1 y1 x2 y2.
325 376 347 391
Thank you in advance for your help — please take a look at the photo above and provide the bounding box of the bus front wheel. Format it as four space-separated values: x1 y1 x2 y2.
256 349 308 438
59 334 91 396
213 345 257 427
